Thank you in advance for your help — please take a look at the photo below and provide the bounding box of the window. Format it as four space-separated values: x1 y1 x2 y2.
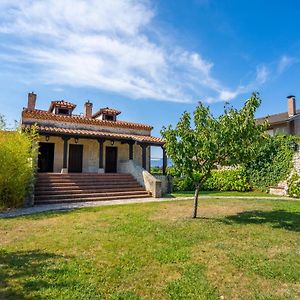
57 108 70 115
104 115 114 121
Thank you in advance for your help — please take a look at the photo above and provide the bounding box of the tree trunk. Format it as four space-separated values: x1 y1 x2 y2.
193 185 200 218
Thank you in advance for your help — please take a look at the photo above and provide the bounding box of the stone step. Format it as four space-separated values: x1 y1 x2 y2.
269 186 286 196
36 180 137 188
35 190 149 201
37 173 133 178
35 186 145 196
35 193 151 205
37 175 134 180
34 173 150 205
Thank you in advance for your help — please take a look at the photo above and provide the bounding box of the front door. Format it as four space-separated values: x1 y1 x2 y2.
68 144 83 173
105 147 117 173
38 142 55 172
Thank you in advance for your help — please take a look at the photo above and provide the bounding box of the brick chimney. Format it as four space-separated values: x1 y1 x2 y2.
287 95 296 117
84 100 93 118
27 92 37 111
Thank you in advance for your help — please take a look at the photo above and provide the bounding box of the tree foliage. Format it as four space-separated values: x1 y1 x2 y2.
161 93 266 218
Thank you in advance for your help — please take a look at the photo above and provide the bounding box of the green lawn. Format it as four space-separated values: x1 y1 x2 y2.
168 190 284 198
1 198 299 299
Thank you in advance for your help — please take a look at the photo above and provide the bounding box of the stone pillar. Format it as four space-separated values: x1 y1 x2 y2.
140 144 148 170
128 141 134 160
98 138 105 173
61 136 69 173
162 147 167 175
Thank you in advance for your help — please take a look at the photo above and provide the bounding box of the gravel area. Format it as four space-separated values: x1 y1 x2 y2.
0 195 297 218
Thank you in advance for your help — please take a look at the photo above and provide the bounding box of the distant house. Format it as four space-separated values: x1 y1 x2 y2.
256 95 300 135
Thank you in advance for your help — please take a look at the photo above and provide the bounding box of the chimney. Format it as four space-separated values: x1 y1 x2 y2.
27 92 37 111
287 95 296 117
84 100 93 118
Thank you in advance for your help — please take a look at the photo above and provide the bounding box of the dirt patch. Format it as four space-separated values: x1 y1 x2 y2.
149 201 253 222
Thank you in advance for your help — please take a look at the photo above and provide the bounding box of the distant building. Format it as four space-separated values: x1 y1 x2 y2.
256 95 300 135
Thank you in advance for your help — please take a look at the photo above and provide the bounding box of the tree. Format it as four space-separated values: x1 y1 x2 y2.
161 92 266 218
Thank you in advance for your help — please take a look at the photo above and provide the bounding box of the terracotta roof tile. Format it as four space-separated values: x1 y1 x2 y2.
93 107 121 118
23 124 164 145
48 100 76 112
22 109 153 130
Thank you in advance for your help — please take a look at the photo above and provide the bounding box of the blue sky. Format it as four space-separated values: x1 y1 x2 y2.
0 0 300 158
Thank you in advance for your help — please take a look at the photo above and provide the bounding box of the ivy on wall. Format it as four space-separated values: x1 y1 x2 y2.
287 173 300 198
245 135 297 191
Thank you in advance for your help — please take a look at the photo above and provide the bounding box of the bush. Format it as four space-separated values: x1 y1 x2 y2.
287 173 300 198
0 118 38 210
203 168 251 192
169 167 251 192
150 166 163 175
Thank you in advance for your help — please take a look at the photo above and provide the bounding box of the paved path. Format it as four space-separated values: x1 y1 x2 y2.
0 195 299 218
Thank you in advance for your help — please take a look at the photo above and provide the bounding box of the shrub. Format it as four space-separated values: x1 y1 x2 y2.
0 117 38 210
169 167 251 192
287 173 300 198
203 168 251 192
150 166 163 175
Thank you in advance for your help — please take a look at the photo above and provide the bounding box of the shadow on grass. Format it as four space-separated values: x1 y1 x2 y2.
0 249 72 299
223 210 300 232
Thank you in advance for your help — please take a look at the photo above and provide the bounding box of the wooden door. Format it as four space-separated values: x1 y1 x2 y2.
38 142 55 172
105 147 117 173
68 144 83 173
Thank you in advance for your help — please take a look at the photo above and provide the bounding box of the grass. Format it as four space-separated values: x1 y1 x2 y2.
167 190 284 198
0 198 299 299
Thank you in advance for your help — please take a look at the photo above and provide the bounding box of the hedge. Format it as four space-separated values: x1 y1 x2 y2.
170 167 251 192
202 168 251 192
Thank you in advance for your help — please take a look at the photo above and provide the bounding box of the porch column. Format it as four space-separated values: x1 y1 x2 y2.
162 146 167 175
62 136 70 173
128 141 134 160
98 138 105 173
140 144 148 170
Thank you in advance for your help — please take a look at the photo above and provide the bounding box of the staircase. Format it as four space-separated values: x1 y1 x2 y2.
34 173 151 205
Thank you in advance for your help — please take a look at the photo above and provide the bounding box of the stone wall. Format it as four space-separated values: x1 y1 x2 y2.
119 160 162 197
154 175 173 194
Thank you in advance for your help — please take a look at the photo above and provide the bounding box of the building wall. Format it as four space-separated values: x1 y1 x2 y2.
269 124 289 136
294 119 300 134
39 135 150 173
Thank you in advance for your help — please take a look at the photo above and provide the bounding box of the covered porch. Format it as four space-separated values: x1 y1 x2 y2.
35 125 167 175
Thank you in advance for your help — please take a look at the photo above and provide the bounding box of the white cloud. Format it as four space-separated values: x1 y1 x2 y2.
256 65 269 84
277 55 298 74
0 0 272 103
